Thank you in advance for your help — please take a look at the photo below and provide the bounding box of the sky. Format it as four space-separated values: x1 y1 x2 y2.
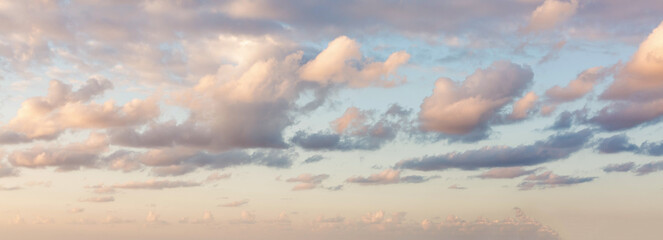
0 0 663 239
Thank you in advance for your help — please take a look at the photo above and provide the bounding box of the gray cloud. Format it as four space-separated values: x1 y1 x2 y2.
518 171 596 190
303 155 325 164
112 180 201 190
476 167 541 179
596 134 638 153
635 161 663 175
346 169 437 185
602 162 635 172
397 129 593 171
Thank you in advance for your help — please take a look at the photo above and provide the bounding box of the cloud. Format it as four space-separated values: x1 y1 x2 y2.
286 174 330 191
205 172 231 182
448 184 467 190
602 21 663 100
5 79 157 140
476 167 541 179
146 211 167 225
634 161 663 175
230 211 256 224
422 208 559 240
518 171 595 190
418 61 533 137
68 208 84 214
220 199 250 208
545 66 609 104
0 163 19 178
7 132 108 171
509 91 539 120
112 179 201 190
346 169 436 185
397 129 592 171
596 134 638 153
525 0 578 32
303 155 325 164
292 104 411 151
79 196 115 203
299 36 410 88
602 162 636 172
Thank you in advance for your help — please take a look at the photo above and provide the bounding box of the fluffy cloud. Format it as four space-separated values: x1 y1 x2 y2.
525 0 578 32
590 21 663 131
476 167 541 179
543 66 610 114
419 61 533 137
346 169 437 185
509 91 539 120
518 171 595 190
596 134 638 153
292 105 410 151
634 161 663 175
7 132 109 171
397 129 592 171
286 174 330 191
4 79 158 141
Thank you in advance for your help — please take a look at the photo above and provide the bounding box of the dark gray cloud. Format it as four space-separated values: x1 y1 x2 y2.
638 141 663 156
397 129 593 171
596 134 638 153
549 111 574 130
303 155 325 164
602 162 635 172
518 171 596 190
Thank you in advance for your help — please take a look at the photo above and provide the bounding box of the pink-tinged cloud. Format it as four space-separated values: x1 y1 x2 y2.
545 66 608 103
419 61 533 135
519 171 595 190
346 169 437 185
286 174 329 190
299 36 410 88
477 167 541 179
509 91 539 120
7 132 108 171
602 21 663 100
220 199 250 207
525 0 578 32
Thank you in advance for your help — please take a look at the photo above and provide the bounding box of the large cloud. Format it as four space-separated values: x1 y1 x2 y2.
418 61 533 137
397 129 592 171
3 79 157 141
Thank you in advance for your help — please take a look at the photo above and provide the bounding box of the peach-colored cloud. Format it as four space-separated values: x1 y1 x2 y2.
286 174 330 191
509 91 539 120
525 0 578 32
79 196 114 203
419 61 533 135
602 21 663 100
7 132 108 171
299 36 410 88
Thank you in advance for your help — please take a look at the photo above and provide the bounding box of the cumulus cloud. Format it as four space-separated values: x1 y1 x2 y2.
518 171 595 190
111 179 201 190
230 211 257 224
476 167 541 179
525 0 579 32
146 211 167 225
419 61 533 137
634 161 663 175
346 169 437 185
5 79 157 140
286 174 330 190
292 104 411 151
7 132 109 171
398 129 592 171
299 36 410 88
590 21 663 131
